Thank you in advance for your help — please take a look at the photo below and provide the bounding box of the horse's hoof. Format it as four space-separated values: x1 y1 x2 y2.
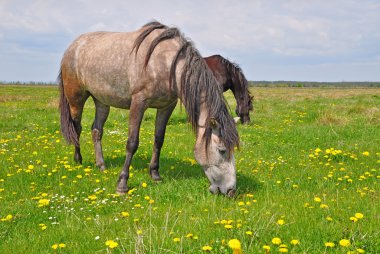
116 188 128 195
74 156 82 164
150 171 162 182
98 164 106 171
226 189 237 198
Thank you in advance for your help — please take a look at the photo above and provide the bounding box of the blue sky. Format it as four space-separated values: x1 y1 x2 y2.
1 0 380 82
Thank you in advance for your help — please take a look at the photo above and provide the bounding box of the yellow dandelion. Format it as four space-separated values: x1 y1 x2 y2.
228 239 242 254
38 199 50 207
127 188 136 195
39 223 47 230
279 247 288 253
350 216 358 222
355 213 364 219
105 240 118 249
202 245 212 251
362 151 369 156
224 224 233 229
356 248 365 253
325 242 335 248
277 219 285 225
314 197 322 202
290 239 300 245
88 195 97 200
263 245 271 252
272 237 282 245
5 214 13 221
339 239 350 247
52 244 59 250
58 243 66 248
245 231 253 236
173 237 181 243
121 211 130 217
142 182 147 188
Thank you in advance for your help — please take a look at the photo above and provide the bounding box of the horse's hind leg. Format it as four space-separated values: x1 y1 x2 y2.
92 98 110 170
68 94 89 164
149 101 177 181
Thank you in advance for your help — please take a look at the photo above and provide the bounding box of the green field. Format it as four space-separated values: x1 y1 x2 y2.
0 85 379 253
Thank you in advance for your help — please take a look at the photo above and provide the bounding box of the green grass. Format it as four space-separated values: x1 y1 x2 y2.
0 85 379 253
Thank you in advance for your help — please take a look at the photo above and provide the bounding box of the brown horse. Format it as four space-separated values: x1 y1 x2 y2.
59 22 239 197
204 55 253 124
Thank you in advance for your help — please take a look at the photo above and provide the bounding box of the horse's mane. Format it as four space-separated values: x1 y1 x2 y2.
217 55 252 101
131 21 167 55
133 22 239 156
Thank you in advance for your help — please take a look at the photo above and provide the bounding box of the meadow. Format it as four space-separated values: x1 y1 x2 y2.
0 85 379 253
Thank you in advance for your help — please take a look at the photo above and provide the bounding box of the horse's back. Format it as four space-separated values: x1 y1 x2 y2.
61 27 182 109
62 31 137 83
204 55 229 90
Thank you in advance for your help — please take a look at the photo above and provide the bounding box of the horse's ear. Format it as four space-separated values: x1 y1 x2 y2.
209 117 219 129
209 117 222 137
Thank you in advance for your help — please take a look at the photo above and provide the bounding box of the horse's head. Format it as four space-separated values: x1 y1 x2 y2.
194 119 236 197
229 65 253 124
235 94 253 124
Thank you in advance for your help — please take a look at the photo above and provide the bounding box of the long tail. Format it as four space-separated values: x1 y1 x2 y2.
58 69 79 147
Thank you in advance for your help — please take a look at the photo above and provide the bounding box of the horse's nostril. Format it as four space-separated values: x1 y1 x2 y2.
226 189 236 198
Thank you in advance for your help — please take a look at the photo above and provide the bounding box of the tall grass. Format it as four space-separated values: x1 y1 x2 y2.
0 86 379 253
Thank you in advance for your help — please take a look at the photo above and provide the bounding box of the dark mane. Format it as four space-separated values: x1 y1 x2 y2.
133 22 239 155
131 21 167 55
144 27 181 68
218 55 252 99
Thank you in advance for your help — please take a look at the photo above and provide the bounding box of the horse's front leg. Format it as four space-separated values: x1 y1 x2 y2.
116 98 147 194
149 101 177 181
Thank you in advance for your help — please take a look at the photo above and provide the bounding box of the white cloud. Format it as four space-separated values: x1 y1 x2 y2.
0 0 380 81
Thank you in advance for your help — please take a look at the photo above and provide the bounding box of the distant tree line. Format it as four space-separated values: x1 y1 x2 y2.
249 81 380 88
0 81 56 86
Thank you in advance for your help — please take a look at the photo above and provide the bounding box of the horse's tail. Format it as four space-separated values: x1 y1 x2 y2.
58 69 79 147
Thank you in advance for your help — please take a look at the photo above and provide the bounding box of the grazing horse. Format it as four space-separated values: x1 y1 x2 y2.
204 55 253 124
59 22 239 196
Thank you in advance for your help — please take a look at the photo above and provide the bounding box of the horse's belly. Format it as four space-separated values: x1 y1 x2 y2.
87 82 132 109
